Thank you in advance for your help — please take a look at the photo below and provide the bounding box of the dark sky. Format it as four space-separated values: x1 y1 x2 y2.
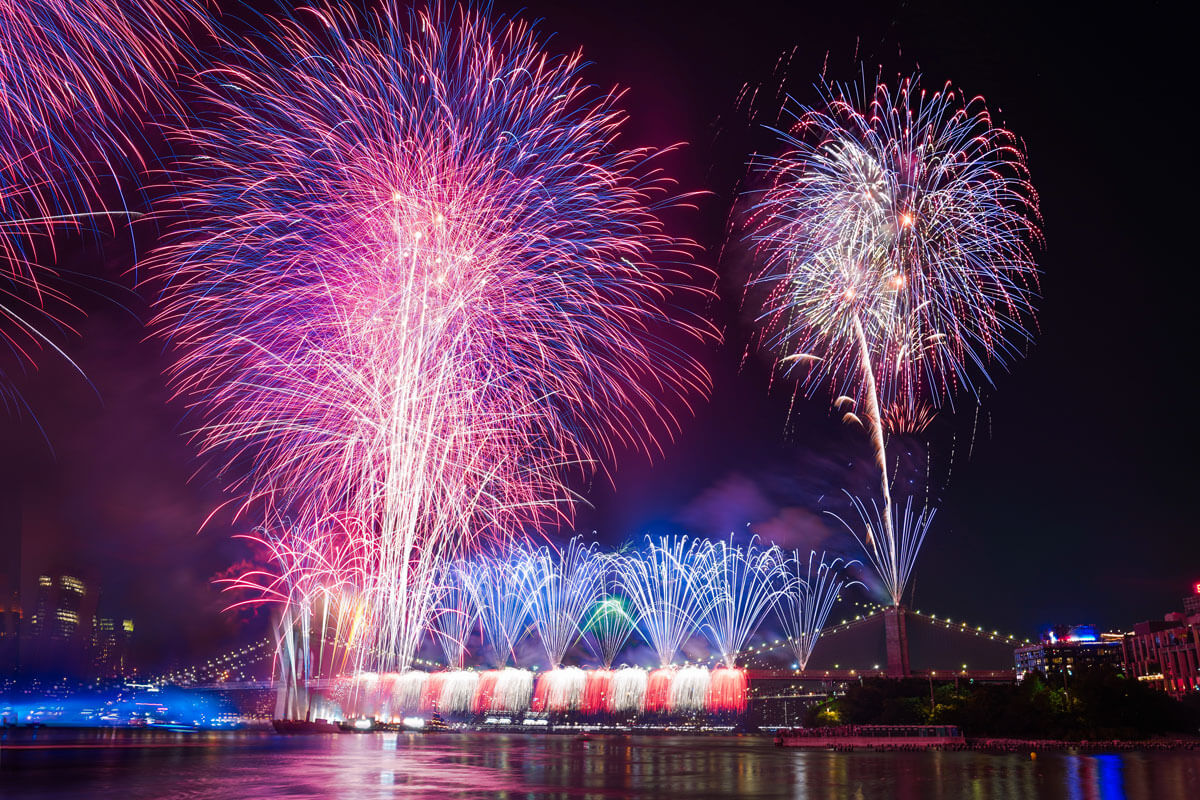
2 0 1194 672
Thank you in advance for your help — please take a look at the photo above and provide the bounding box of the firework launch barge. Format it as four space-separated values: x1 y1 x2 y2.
776 724 965 750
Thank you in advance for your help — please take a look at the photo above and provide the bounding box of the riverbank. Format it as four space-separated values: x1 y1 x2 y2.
967 737 1200 752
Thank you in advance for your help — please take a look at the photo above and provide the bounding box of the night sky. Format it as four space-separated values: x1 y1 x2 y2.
1 0 1194 671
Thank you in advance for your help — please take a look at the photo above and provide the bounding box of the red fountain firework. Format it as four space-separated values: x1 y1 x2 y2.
420 671 446 713
583 669 613 715
153 0 713 678
644 667 675 714
706 667 748 714
745 73 1041 606
473 670 500 715
531 673 550 713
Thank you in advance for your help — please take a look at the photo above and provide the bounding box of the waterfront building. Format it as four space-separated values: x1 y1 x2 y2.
1122 585 1200 698
1013 625 1124 681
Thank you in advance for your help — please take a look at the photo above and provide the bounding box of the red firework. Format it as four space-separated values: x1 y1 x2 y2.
645 668 675 714
706 667 748 714
583 670 613 715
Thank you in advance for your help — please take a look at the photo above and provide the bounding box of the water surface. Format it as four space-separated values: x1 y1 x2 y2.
2 730 1197 799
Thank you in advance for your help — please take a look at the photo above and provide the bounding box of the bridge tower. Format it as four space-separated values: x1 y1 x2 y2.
883 605 911 677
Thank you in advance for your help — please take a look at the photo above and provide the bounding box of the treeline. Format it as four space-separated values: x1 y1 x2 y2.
805 669 1200 740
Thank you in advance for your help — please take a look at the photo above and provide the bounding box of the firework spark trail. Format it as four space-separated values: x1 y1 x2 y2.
432 562 478 670
829 494 933 608
464 550 534 668
153 0 713 677
581 592 639 670
745 73 1041 605
0 0 202 385
697 535 787 668
523 536 603 668
777 550 860 670
617 536 713 667
0 0 202 226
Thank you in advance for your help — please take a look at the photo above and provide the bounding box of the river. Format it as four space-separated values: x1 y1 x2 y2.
2 730 1198 799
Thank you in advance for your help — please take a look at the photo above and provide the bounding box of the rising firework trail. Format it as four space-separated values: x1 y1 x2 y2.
745 73 1041 605
777 550 860 671
152 0 714 677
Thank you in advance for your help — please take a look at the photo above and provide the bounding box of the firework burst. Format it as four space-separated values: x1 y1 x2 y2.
153 0 713 674
523 536 604 668
745 72 1041 604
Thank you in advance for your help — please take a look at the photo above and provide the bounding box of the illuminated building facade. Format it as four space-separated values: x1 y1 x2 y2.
24 572 97 675
1122 585 1200 698
92 616 136 678
1013 625 1124 681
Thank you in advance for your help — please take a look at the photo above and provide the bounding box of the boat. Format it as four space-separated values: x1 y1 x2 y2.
775 724 965 750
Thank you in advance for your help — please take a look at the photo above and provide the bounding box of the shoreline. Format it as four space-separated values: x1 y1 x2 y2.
4 726 1200 753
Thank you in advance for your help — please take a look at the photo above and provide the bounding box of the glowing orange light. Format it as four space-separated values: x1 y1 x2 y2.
900 212 914 227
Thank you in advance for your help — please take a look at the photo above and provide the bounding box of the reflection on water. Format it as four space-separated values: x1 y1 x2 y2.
2 731 1199 799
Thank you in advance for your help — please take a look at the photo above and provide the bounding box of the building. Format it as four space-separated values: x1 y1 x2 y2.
23 572 97 676
1184 583 1200 617
1013 625 1125 682
1122 585 1200 699
92 616 135 678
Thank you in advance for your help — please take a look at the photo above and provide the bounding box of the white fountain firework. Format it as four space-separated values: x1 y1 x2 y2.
829 494 931 609
523 536 603 668
433 562 478 670
609 667 648 713
697 535 787 668
490 667 534 713
438 670 480 715
617 536 712 667
778 551 861 670
542 666 588 712
670 665 711 713
465 551 534 667
393 670 428 713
